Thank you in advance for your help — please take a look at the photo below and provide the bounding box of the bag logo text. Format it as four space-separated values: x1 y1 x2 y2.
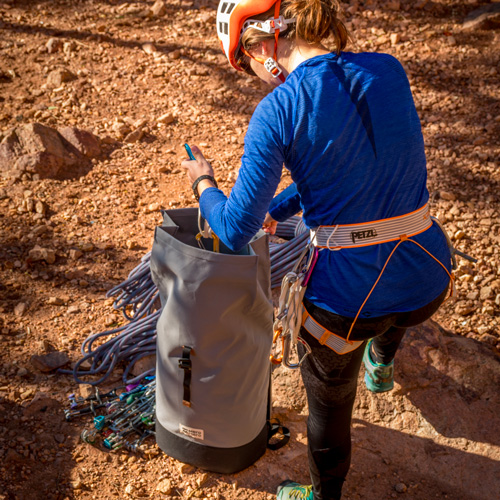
179 424 204 441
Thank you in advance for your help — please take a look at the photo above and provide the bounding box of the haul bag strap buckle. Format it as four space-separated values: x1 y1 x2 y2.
178 346 194 407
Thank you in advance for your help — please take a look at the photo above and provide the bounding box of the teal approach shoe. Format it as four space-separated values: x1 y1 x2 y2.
363 339 394 393
277 480 313 500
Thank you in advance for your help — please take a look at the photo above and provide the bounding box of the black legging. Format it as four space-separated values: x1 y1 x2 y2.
297 285 449 500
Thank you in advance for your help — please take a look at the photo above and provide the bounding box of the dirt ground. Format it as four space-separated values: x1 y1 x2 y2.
0 0 499 499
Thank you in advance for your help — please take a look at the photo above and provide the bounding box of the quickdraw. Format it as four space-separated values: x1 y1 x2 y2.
66 377 156 453
270 243 317 369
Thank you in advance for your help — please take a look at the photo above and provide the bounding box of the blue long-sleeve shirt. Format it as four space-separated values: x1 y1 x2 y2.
200 52 451 317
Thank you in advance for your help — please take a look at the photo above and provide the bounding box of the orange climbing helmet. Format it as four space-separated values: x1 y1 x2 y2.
216 0 295 76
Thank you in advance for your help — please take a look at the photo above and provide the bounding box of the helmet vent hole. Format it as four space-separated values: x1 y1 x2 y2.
226 3 235 14
219 22 229 35
220 2 228 13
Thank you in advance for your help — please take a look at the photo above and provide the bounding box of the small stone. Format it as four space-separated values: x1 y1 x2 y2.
67 305 80 314
69 248 83 259
35 200 47 215
46 68 77 87
179 463 196 474
14 302 28 317
168 50 181 60
146 202 161 213
394 483 407 493
455 301 476 316
151 0 167 17
17 367 29 377
157 112 174 124
46 38 63 54
28 245 56 264
71 479 83 490
142 42 157 55
30 351 70 372
124 128 145 143
440 191 456 201
79 384 94 399
156 479 173 495
47 297 64 305
125 483 135 495
480 286 493 301
126 239 138 250
390 33 401 45
80 242 94 252
445 35 457 46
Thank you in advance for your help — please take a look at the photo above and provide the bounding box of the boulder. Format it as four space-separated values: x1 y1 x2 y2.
463 3 500 31
0 123 99 180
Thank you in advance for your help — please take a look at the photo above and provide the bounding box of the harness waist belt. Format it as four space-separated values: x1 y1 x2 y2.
311 203 431 249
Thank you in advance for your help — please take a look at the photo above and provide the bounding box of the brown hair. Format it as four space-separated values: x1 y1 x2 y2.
241 0 350 54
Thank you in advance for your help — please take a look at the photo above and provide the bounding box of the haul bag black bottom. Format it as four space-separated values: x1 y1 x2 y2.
155 418 268 474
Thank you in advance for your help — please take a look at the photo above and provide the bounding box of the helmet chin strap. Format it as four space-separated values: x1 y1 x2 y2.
241 0 286 83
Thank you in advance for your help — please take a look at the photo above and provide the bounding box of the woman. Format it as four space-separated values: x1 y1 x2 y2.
181 1 452 499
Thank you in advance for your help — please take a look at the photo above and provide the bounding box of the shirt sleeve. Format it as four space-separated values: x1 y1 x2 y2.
199 96 286 252
268 183 302 221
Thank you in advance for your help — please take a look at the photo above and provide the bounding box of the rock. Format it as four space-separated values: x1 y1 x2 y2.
151 0 167 17
480 286 493 301
390 33 401 45
126 239 138 250
47 296 64 305
112 121 131 139
14 302 28 317
454 300 476 316
46 38 63 53
46 68 77 88
124 128 145 143
17 367 29 377
28 245 56 264
157 112 174 124
58 127 101 158
131 354 156 377
35 200 47 215
30 351 70 372
0 123 89 180
125 483 135 495
439 190 456 201
67 305 80 314
79 384 94 399
69 248 83 259
445 35 457 46
142 42 157 55
146 202 161 213
80 242 94 252
394 483 407 493
156 479 173 495
463 3 500 31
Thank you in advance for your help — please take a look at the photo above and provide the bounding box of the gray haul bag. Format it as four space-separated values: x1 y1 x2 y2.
151 208 285 473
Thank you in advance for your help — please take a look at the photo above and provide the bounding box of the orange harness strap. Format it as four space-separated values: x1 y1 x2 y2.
344 234 455 343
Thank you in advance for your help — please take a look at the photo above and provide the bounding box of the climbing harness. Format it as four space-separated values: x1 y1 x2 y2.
302 204 476 350
66 377 156 452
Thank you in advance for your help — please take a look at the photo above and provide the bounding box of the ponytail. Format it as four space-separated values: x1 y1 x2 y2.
283 0 349 53
241 0 349 55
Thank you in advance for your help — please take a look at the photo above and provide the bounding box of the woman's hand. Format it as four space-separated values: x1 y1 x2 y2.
262 213 278 235
181 145 216 199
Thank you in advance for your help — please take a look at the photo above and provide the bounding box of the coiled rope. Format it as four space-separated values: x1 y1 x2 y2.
60 216 309 385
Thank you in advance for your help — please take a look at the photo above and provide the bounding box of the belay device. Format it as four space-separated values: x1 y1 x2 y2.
151 208 285 473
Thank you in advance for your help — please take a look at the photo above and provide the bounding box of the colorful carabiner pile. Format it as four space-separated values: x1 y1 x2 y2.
65 377 156 452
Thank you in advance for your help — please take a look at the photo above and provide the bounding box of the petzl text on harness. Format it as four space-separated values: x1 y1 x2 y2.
150 208 277 473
